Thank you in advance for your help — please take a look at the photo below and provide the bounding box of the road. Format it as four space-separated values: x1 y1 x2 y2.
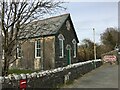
61 63 118 88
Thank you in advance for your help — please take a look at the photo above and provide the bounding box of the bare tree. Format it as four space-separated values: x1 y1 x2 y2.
78 39 99 61
0 0 65 76
100 27 119 51
78 39 94 61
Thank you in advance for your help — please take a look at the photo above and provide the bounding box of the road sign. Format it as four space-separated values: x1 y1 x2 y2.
20 79 27 90
103 55 116 62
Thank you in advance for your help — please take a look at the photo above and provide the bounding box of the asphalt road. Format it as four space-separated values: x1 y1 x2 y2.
61 63 118 88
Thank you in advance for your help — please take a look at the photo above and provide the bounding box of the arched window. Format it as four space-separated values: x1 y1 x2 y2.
72 39 77 58
58 34 65 58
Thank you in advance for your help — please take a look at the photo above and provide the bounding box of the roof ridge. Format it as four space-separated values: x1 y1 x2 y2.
38 13 70 21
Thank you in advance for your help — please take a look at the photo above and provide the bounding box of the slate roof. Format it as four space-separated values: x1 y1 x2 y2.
19 14 69 39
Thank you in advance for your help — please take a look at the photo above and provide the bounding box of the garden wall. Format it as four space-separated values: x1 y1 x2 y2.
0 59 103 89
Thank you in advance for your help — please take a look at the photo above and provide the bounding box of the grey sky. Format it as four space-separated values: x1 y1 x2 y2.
62 2 118 44
62 0 119 2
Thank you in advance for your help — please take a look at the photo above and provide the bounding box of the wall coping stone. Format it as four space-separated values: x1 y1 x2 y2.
0 59 102 81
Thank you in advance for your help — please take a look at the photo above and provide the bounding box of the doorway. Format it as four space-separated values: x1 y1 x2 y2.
66 44 71 65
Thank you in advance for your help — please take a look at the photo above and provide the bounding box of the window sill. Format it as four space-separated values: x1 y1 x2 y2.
73 56 76 58
59 56 64 58
17 57 21 59
35 57 41 59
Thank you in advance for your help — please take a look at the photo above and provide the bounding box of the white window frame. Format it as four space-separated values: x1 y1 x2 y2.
72 39 77 58
59 39 64 58
73 44 77 58
17 45 22 58
35 40 41 58
2 50 4 60
58 34 65 58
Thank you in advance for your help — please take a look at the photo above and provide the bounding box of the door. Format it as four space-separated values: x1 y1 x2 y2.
66 44 71 65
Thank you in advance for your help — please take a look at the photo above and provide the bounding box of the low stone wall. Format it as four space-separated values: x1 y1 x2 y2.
0 59 102 89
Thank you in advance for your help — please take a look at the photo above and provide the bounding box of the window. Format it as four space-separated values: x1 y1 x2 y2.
2 50 4 59
66 20 71 30
72 39 77 58
35 40 41 58
73 44 76 58
59 39 64 58
58 34 65 58
17 45 22 58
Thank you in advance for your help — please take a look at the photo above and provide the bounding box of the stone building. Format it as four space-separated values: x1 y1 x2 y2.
13 13 79 70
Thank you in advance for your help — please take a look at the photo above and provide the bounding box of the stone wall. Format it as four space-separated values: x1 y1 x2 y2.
0 59 102 89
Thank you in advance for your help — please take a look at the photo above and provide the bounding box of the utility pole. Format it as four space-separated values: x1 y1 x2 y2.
93 28 96 68
93 28 97 60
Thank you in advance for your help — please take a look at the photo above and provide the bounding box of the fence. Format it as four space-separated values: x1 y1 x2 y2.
0 59 102 89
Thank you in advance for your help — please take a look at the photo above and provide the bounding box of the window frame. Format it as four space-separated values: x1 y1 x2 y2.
58 34 65 58
2 50 4 60
59 39 64 58
17 44 22 59
35 40 41 58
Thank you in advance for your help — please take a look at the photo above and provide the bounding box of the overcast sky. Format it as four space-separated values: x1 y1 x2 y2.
61 2 118 44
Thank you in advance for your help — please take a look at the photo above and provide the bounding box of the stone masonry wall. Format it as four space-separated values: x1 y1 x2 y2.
0 59 103 89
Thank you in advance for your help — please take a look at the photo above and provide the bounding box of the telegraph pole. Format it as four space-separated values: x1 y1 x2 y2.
93 28 96 68
93 28 97 60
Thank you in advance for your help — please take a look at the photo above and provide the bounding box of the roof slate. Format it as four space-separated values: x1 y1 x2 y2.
19 14 69 39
